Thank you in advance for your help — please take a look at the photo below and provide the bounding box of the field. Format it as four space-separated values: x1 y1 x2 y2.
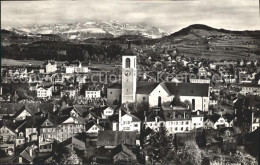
1 58 44 66
1 58 118 71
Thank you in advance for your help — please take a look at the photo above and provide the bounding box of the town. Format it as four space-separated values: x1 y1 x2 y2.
0 41 259 164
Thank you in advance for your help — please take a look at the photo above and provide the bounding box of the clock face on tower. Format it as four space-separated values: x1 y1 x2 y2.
125 70 131 76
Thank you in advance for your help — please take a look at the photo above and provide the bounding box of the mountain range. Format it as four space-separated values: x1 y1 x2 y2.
3 20 167 40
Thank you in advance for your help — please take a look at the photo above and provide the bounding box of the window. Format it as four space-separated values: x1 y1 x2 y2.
126 58 131 68
192 99 195 110
134 124 138 127
143 97 146 101
186 121 189 125
175 127 178 131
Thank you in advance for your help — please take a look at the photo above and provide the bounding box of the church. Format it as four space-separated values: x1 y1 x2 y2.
107 45 210 112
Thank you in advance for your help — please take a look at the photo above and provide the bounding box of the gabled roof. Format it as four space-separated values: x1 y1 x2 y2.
146 111 164 122
122 113 141 122
163 82 209 97
0 119 16 133
57 115 86 125
108 83 122 89
112 144 136 159
39 115 57 127
97 131 137 147
86 120 102 131
207 114 221 123
12 105 33 119
136 82 159 94
0 103 55 116
12 145 36 163
59 136 86 150
163 110 191 121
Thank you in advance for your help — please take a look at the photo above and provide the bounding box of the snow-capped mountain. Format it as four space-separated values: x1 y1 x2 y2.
4 20 168 40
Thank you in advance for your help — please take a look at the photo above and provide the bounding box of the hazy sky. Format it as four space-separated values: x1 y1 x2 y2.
1 0 259 33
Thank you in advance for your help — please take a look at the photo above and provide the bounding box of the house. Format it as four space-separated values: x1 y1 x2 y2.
24 117 39 142
65 61 89 73
163 109 192 135
144 107 202 135
251 110 260 132
191 110 204 129
59 136 86 151
60 89 77 98
56 115 86 142
144 110 165 132
37 86 53 98
12 105 33 121
45 61 57 73
85 89 101 99
204 113 234 129
86 120 103 134
0 120 16 143
11 145 36 164
97 131 138 148
234 84 260 95
190 78 210 84
102 106 115 119
0 143 15 156
112 144 137 164
38 115 57 152
118 109 141 133
198 66 207 77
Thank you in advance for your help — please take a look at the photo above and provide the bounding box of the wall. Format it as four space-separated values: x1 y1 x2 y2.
149 84 171 107
107 88 121 105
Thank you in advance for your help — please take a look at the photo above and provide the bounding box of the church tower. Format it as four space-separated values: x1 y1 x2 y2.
121 43 137 104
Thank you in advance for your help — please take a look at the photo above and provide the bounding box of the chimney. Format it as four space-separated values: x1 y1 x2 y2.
144 111 147 124
184 111 186 119
252 111 254 125
155 116 158 123
220 110 223 117
53 104 57 112
29 147 33 157
97 119 99 125
197 111 199 116
119 108 122 131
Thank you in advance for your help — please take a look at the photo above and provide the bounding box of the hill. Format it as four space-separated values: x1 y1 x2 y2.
151 24 260 60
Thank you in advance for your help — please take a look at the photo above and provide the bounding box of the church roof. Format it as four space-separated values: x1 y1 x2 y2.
136 82 159 94
122 47 135 56
162 82 209 97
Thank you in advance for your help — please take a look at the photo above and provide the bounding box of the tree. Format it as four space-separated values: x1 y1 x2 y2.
135 101 150 120
183 100 192 110
200 129 207 148
173 134 178 151
144 125 173 164
60 148 80 164
174 140 203 165
171 95 184 107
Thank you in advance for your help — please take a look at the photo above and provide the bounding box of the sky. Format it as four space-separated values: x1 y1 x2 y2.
1 0 260 33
